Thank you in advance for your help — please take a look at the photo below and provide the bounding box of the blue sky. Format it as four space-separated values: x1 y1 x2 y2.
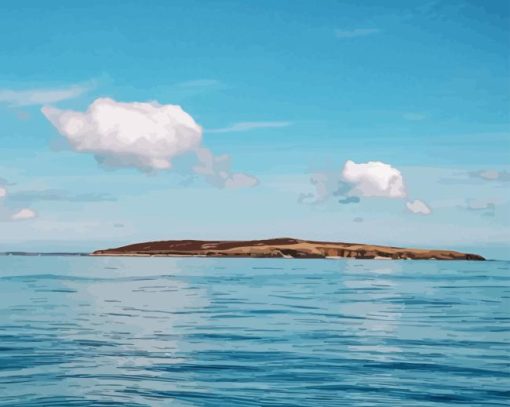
0 0 509 258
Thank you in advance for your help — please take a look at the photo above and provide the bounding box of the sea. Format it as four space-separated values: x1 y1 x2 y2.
0 255 508 406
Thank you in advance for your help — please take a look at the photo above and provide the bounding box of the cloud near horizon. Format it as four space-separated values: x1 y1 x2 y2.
42 97 258 188
0 181 37 222
10 208 37 221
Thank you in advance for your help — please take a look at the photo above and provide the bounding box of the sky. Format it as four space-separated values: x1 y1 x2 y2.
0 0 509 259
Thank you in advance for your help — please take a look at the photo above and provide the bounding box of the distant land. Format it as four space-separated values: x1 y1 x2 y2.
0 252 89 257
92 238 485 260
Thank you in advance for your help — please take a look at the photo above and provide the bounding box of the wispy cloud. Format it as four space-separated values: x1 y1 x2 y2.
460 199 496 217
166 79 223 99
440 169 510 185
7 189 116 203
207 121 292 134
469 170 510 182
0 83 91 107
193 148 259 188
335 28 380 39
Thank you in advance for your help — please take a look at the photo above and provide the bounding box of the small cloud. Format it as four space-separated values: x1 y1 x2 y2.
225 173 259 188
406 199 432 215
298 192 315 204
338 196 360 204
460 199 496 217
335 28 380 39
207 121 292 134
193 148 258 189
113 223 125 228
353 217 364 223
342 160 406 198
403 112 427 121
11 208 37 221
298 172 341 205
469 170 510 182
0 83 91 107
0 187 6 198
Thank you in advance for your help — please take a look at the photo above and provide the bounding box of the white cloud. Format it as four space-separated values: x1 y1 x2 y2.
10 208 37 221
42 98 259 188
406 200 432 215
335 28 380 39
300 161 432 216
341 160 406 198
0 84 90 107
208 121 291 134
0 187 6 198
42 98 203 171
299 161 406 205
193 148 258 189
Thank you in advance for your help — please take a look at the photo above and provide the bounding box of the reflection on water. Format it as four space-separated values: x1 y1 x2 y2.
0 256 509 406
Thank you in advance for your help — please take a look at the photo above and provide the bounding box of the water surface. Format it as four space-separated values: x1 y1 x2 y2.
0 256 508 406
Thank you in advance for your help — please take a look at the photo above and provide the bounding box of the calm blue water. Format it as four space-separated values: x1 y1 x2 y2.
0 256 508 406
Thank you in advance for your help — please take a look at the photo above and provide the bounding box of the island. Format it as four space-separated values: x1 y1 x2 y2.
92 238 485 260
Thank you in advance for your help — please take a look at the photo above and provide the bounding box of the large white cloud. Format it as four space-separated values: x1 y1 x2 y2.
42 98 258 189
341 160 406 198
42 98 202 171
